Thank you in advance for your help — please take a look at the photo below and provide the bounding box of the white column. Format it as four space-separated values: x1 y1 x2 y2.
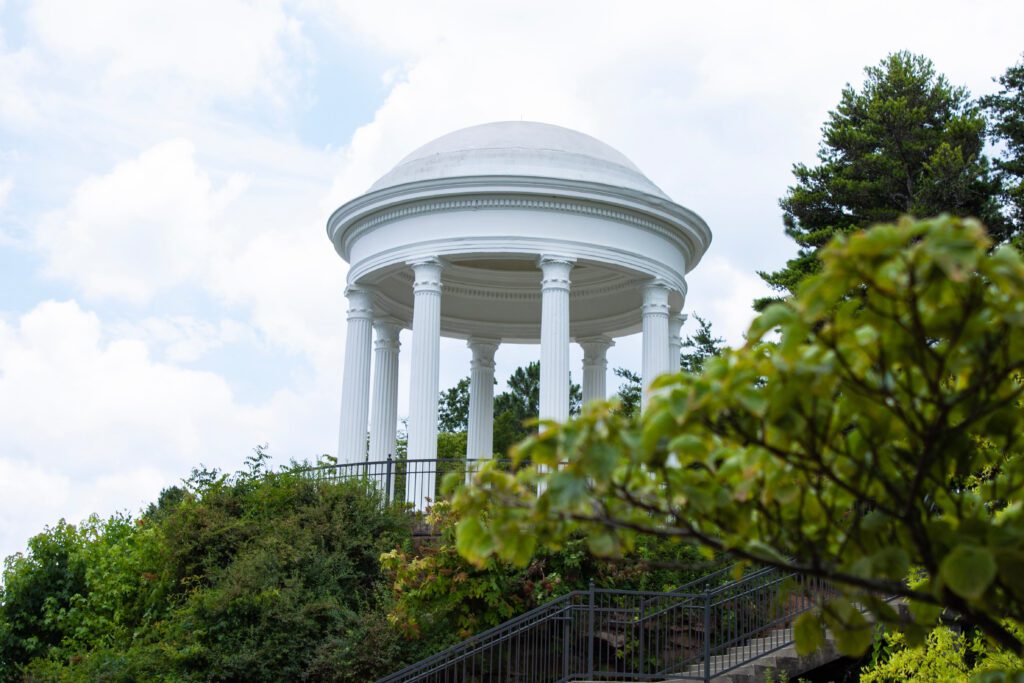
368 320 402 462
466 337 499 460
668 313 687 372
338 286 374 463
641 280 672 408
539 255 575 423
407 258 443 509
579 336 614 406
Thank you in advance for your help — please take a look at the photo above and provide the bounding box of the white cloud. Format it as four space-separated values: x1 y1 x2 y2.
35 139 246 303
685 256 776 347
110 316 257 364
207 221 346 367
0 46 40 128
0 458 72 550
25 0 304 101
0 176 11 210
0 300 251 469
0 299 342 561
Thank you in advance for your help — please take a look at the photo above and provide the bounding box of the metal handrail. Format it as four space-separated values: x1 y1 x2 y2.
299 459 839 681
375 563 840 683
376 591 586 683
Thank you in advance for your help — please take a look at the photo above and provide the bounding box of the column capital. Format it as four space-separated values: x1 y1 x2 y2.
344 285 375 320
538 253 577 267
408 257 444 293
578 335 615 363
668 312 687 337
642 279 671 315
373 318 403 351
467 336 500 368
538 254 575 290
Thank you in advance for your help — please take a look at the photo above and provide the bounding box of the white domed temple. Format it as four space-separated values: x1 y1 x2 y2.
326 122 711 500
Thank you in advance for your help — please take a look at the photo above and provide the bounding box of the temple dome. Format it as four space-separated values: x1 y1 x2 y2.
368 121 669 199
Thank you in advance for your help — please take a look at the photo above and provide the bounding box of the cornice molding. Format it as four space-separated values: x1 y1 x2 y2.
349 236 688 297
354 196 670 240
326 174 712 270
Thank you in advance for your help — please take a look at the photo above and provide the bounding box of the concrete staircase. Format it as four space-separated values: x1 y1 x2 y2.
579 627 842 683
675 627 840 682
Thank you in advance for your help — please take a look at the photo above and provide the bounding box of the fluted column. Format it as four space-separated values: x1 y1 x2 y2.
466 338 499 460
368 320 402 462
579 336 614 406
338 286 374 463
668 312 687 372
641 280 671 408
408 258 444 460
539 255 575 424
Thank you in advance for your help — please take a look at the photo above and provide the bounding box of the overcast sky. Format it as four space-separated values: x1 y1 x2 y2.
1 0 1022 562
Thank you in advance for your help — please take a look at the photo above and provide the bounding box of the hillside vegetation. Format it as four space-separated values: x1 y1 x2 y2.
1 450 710 682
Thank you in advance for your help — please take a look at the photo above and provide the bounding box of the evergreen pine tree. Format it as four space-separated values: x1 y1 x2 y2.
982 54 1024 245
756 51 1005 310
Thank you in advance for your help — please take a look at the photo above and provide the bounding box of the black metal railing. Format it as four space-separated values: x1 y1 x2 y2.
300 456 514 509
376 566 836 683
299 459 841 680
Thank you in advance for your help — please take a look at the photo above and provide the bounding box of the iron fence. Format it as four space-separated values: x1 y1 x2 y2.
300 456 514 510
299 459 841 680
376 566 837 683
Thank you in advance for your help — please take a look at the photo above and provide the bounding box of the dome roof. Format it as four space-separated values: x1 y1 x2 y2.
368 121 669 199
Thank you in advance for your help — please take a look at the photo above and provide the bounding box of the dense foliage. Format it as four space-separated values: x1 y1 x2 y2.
757 52 1006 310
860 624 1024 682
0 453 415 682
382 501 718 644
453 216 1024 662
2 451 718 681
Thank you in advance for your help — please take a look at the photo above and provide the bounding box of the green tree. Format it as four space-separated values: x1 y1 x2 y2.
1 454 416 682
982 54 1024 244
453 216 1024 659
612 315 723 419
613 367 642 418
680 314 725 374
439 362 583 456
492 362 582 455
0 520 89 678
438 377 471 432
757 52 1006 310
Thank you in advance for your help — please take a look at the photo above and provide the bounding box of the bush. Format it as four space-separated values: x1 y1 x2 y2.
0 454 414 682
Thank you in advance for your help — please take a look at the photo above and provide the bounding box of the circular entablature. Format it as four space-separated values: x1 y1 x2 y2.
362 256 684 342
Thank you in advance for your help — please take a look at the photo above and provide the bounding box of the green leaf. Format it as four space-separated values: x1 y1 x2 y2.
743 540 788 565
497 529 536 567
970 672 1024 683
667 434 705 459
822 599 873 657
907 598 941 626
940 545 997 601
748 304 794 341
831 611 873 657
793 611 825 656
455 516 495 565
587 530 618 557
